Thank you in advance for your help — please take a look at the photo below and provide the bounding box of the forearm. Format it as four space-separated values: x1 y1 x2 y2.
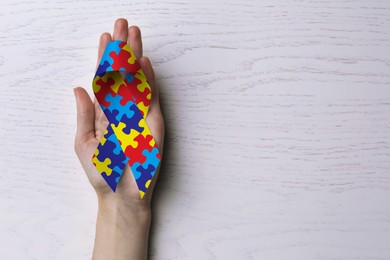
92 196 152 260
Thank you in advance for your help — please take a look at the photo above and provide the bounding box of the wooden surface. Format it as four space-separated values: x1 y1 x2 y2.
1 0 390 259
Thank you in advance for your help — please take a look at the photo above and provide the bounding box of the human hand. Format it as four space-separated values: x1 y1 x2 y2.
74 18 164 207
73 18 164 260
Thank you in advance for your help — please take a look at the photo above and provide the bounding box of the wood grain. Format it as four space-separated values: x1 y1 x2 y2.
0 0 389 259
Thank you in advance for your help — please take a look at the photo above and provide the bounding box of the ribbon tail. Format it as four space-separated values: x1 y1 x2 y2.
92 124 128 191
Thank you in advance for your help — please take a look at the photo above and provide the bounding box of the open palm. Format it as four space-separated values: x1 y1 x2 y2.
74 19 164 207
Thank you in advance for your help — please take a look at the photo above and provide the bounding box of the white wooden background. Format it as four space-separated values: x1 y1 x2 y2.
0 0 389 259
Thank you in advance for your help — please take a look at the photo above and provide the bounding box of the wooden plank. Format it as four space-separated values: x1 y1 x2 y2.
0 0 389 259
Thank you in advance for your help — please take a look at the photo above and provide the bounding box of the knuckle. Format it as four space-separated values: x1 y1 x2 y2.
78 108 94 118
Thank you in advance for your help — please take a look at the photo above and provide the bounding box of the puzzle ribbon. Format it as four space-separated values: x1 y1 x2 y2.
91 40 161 199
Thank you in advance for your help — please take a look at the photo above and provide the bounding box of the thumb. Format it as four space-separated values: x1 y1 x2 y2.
74 87 95 143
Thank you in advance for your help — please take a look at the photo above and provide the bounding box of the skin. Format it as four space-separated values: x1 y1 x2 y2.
73 18 164 260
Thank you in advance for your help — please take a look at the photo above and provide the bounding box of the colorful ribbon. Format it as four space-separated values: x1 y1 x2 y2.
91 40 161 199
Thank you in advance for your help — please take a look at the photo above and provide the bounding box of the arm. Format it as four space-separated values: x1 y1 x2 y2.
73 18 164 260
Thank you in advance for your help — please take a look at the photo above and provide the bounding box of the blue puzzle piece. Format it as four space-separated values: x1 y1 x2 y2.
107 40 122 55
120 104 144 134
141 148 160 176
107 132 123 155
104 93 136 122
131 162 142 180
101 169 121 192
125 73 134 83
134 164 156 193
99 40 123 69
100 106 120 127
96 60 111 77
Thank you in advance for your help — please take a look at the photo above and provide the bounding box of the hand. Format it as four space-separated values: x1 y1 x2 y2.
73 18 164 260
74 18 164 206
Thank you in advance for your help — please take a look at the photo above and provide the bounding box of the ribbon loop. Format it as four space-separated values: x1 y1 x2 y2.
91 40 161 199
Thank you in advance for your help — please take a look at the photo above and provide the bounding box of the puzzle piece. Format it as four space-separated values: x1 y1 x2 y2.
111 122 140 151
92 155 112 176
141 147 161 174
93 76 116 107
116 77 139 105
110 47 136 73
133 163 156 193
96 60 111 77
101 107 120 126
107 131 123 155
125 73 135 84
97 40 122 69
121 72 151 116
120 104 145 134
124 133 154 167
102 168 121 191
104 93 136 122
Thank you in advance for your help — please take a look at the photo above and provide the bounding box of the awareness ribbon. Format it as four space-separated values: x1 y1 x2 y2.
91 40 161 199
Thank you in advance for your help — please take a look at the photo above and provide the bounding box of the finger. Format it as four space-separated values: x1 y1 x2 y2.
113 18 128 42
139 57 164 151
74 87 95 142
139 56 159 106
128 25 143 59
94 98 109 141
96 32 112 70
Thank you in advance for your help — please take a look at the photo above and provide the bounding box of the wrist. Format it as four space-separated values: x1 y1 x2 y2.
97 190 152 215
97 193 152 232
92 194 151 260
